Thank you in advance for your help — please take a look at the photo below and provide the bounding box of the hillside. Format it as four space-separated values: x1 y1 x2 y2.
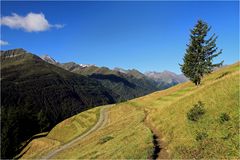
41 56 187 101
136 62 239 158
0 49 117 159
20 62 239 159
59 62 161 101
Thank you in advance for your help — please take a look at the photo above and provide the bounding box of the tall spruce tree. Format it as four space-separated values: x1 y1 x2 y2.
180 20 223 85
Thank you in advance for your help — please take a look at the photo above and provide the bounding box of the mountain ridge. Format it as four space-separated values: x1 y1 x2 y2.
145 70 187 83
40 54 188 88
39 54 188 102
0 48 187 158
1 48 118 159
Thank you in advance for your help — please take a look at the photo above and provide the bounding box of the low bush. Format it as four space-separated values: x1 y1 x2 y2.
187 101 205 121
196 132 208 141
216 72 230 80
219 113 230 124
98 136 114 144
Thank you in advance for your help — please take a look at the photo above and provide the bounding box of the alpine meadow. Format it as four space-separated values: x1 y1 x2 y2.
1 1 239 159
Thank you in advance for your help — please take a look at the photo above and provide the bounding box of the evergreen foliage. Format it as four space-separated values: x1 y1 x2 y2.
180 20 223 85
0 49 117 159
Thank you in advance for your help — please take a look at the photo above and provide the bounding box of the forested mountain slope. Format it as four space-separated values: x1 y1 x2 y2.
46 59 187 101
1 49 117 158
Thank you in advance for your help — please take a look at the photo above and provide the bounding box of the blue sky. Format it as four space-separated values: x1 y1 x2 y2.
1 1 239 74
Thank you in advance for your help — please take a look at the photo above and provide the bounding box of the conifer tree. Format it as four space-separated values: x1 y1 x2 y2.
180 20 223 85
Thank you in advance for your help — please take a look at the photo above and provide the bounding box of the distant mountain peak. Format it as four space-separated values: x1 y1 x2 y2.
79 64 95 68
40 55 58 64
114 67 128 74
0 48 28 59
38 50 188 86
145 70 188 84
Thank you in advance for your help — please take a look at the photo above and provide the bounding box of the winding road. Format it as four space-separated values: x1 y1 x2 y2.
42 104 114 159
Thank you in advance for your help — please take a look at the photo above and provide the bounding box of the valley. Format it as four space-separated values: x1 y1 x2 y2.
1 2 238 159
0 49 186 159
0 49 116 158
18 62 239 159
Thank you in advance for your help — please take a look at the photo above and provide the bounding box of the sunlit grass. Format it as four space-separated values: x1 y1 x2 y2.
135 62 239 158
52 104 153 159
47 107 100 144
20 62 239 159
19 107 101 159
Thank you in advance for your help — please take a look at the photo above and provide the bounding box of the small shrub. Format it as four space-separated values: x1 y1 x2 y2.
219 113 230 124
222 133 231 140
99 136 114 144
216 71 229 80
196 132 208 141
187 101 205 121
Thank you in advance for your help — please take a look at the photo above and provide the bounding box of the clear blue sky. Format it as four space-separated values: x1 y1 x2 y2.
1 1 239 74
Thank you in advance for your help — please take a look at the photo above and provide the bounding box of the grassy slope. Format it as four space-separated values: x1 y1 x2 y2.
134 62 239 158
20 62 239 159
19 107 100 159
21 103 153 159
52 103 152 159
64 64 160 102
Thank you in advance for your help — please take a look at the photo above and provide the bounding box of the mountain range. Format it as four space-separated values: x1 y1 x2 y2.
1 49 187 158
145 71 187 89
41 54 188 93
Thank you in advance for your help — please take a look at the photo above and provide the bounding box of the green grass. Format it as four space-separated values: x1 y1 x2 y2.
19 107 101 159
20 62 239 159
52 103 153 159
135 62 239 158
47 107 100 144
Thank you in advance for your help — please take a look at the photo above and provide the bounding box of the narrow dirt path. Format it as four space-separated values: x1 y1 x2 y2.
151 133 161 159
144 109 169 159
41 105 114 160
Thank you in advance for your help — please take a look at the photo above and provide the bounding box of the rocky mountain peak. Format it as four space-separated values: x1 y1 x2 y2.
145 70 188 83
40 55 58 64
1 48 26 57
114 67 128 74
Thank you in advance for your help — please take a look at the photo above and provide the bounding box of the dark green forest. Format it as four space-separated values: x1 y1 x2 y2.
1 49 184 158
1 49 117 158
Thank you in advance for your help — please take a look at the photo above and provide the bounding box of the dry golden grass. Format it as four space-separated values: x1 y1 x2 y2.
19 107 101 159
134 62 240 158
19 137 60 159
52 104 153 159
47 107 100 144
20 62 239 159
